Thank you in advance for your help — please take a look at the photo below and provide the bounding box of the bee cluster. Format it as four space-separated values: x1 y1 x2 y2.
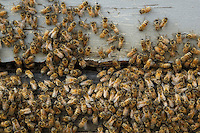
0 0 200 133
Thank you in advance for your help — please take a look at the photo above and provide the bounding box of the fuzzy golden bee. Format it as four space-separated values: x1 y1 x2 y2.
139 20 149 31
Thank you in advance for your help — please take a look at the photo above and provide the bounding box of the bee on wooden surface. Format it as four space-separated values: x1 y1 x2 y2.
45 14 51 25
78 1 88 10
105 45 115 56
100 29 109 38
51 13 58 25
154 19 161 30
78 57 87 68
91 21 98 34
98 47 106 58
160 17 168 29
117 36 124 50
67 9 73 22
41 6 52 14
181 52 192 62
78 116 88 129
87 5 95 17
25 6 37 14
85 46 91 56
79 20 90 30
25 70 34 79
110 23 119 34
186 33 197 39
68 21 76 32
11 5 22 12
191 47 200 55
94 3 101 17
61 2 67 14
102 17 108 28
139 20 149 31
139 6 151 14
53 1 60 14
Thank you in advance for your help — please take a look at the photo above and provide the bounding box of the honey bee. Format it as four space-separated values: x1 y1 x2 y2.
45 14 51 25
190 57 199 68
0 23 6 34
78 57 87 68
84 46 91 56
11 118 20 131
181 52 192 62
68 21 76 32
50 72 58 80
20 11 26 21
25 6 37 14
13 44 20 54
118 36 124 50
105 45 115 56
100 29 109 38
15 27 26 39
110 23 119 34
79 21 90 30
74 7 84 17
155 46 165 55
53 49 64 58
1 120 11 128
78 1 88 10
94 3 101 17
41 6 52 14
67 9 73 22
38 81 48 92
160 17 168 29
191 47 200 55
91 21 98 34
97 125 103 133
143 58 153 70
11 5 22 12
30 79 37 91
98 47 106 58
139 20 149 31
186 33 197 39
87 5 95 17
139 6 151 14
53 1 59 14
153 19 161 30
102 17 108 29
25 70 34 79
107 35 117 44
14 56 22 67
198 37 200 48
61 2 67 14
183 42 191 53
176 32 182 44
78 116 88 128
51 13 58 25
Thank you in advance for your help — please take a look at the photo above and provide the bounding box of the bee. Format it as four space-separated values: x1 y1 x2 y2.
20 11 26 21
160 17 168 29
155 54 165 61
186 33 197 39
50 72 58 80
24 55 35 65
14 56 22 67
41 6 52 14
11 118 20 131
143 58 153 70
191 47 200 55
80 79 93 86
105 45 115 56
25 70 34 79
85 46 91 56
97 70 107 78
110 23 119 34
139 6 151 14
61 2 67 14
122 123 133 132
68 21 76 32
45 14 51 25
38 81 48 92
15 27 26 39
198 37 200 48
191 123 200 131
43 30 50 41
139 20 149 31
154 19 161 30
78 57 87 68
0 23 6 34
183 42 191 53
11 5 22 12
100 29 109 38
98 47 106 58
107 35 117 44
190 57 199 68
112 60 121 69
53 1 60 14
107 67 115 75
13 44 20 54
78 1 88 10
30 79 37 91
78 116 88 128
51 13 58 25
159 63 171 68
118 36 124 50
67 9 73 22
29 0 37 7
25 6 37 14
54 49 64 58
94 3 101 17
181 52 192 62
1 120 11 128
87 5 95 17
79 20 90 30
176 32 182 44
155 46 165 55
91 21 98 34
102 17 108 29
